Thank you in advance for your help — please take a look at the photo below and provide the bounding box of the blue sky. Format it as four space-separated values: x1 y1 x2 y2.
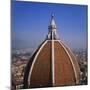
12 1 87 50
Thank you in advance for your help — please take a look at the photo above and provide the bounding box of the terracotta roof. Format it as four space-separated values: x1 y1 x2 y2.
23 40 80 88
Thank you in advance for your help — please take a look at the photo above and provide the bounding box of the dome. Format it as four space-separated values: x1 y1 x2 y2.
23 14 80 88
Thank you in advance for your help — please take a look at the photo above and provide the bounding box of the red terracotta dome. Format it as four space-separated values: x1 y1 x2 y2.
23 14 80 88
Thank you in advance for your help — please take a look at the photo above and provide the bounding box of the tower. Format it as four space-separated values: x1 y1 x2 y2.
23 14 80 88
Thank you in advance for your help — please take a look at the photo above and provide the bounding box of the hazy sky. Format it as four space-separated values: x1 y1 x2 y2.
12 1 87 50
